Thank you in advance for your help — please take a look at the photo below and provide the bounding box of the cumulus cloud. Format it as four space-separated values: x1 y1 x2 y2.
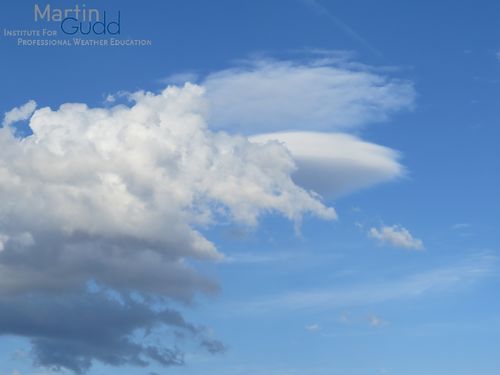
0 84 334 295
204 57 415 133
0 84 334 372
250 131 404 197
2 100 37 127
368 225 423 250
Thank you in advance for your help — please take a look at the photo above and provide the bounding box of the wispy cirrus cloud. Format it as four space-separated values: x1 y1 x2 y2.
204 57 415 134
231 253 495 314
452 223 471 230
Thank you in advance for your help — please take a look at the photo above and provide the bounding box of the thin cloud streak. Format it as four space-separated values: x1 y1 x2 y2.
299 0 383 57
230 253 495 314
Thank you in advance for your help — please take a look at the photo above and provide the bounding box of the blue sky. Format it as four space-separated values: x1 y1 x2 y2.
0 1 499 375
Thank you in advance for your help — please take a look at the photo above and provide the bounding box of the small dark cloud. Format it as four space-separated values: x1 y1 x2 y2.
0 291 219 374
200 338 227 354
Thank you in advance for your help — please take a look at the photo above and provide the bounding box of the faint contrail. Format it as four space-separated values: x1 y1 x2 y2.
300 0 383 58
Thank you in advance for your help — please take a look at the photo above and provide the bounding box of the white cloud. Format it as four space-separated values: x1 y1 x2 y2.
0 84 334 300
368 225 423 250
0 83 337 372
2 100 37 127
367 315 387 327
305 323 321 332
158 56 413 199
250 131 404 197
203 58 415 133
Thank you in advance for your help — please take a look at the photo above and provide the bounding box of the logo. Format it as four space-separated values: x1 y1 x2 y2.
34 4 121 35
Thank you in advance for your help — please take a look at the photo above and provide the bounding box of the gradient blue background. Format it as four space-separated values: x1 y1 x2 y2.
1 1 499 374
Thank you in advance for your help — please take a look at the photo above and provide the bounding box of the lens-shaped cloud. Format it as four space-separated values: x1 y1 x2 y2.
250 131 404 197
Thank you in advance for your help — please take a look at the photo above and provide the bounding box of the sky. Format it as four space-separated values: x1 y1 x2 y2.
0 1 499 374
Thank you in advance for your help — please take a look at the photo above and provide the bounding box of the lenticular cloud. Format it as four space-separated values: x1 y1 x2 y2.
0 84 334 372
